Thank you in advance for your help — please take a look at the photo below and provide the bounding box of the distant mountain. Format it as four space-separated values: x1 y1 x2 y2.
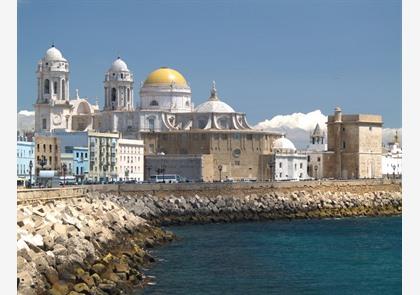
253 110 402 149
17 110 35 134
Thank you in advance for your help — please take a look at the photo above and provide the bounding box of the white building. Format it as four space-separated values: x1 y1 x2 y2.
116 138 144 181
382 131 402 178
272 134 308 181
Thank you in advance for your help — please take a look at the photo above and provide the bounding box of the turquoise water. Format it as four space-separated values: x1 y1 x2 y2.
138 217 401 295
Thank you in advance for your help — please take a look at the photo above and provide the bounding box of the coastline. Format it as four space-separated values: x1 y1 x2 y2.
17 180 402 294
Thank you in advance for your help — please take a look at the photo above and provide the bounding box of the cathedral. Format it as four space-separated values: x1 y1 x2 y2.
34 45 280 181
35 45 253 137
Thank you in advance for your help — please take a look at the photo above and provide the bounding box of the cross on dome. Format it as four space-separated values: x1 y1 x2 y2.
209 80 219 101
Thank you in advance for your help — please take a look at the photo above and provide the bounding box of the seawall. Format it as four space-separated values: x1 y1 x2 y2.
16 180 402 294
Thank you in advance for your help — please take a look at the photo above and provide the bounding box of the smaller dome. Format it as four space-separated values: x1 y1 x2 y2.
273 134 296 152
110 57 129 72
144 67 187 86
196 100 235 113
44 45 66 61
195 81 235 113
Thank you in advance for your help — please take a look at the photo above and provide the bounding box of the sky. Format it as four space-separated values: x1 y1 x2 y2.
17 0 401 127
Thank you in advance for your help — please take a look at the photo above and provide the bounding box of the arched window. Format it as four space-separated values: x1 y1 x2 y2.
61 80 65 99
120 73 124 79
150 100 159 106
111 88 117 101
42 119 47 130
44 79 50 94
127 89 130 101
198 119 207 129
148 118 155 130
53 81 58 94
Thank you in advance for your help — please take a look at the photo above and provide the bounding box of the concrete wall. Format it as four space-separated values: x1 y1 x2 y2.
17 179 400 203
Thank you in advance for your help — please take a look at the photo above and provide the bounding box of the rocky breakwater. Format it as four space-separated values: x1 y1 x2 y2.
17 195 174 295
101 189 402 225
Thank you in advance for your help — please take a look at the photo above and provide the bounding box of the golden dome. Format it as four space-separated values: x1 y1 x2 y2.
144 67 187 86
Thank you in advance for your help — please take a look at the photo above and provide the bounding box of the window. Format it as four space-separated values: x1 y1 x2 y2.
76 152 79 158
150 100 159 106
294 163 297 170
111 88 117 101
342 127 345 132
317 157 321 162
120 73 124 79
42 119 47 130
342 141 346 149
300 163 303 169
280 173 282 178
49 145 52 152
44 79 50 94
43 144 46 152
307 156 311 162
61 80 66 99
234 160 240 165
148 118 155 130
49 156 52 164
53 81 58 94
279 162 282 168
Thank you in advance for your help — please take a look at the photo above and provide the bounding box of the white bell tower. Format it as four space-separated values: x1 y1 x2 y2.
103 57 134 111
35 45 72 132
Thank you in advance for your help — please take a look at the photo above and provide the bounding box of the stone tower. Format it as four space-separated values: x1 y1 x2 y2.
103 57 134 111
34 45 72 132
324 107 383 179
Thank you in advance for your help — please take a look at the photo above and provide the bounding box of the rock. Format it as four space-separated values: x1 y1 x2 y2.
73 282 90 293
114 262 130 274
53 223 68 236
80 273 95 287
49 281 69 295
92 263 106 274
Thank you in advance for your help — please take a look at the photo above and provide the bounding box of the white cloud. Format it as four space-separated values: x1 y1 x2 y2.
253 110 327 132
17 110 35 133
18 110 35 116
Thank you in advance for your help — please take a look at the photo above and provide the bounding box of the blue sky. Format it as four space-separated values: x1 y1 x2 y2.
17 0 401 127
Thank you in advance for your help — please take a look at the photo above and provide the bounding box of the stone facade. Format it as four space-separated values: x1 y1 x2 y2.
144 154 214 182
323 107 383 179
146 130 279 181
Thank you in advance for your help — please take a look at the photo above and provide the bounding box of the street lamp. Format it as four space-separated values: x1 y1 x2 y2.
125 168 129 181
62 163 67 186
28 160 33 188
37 156 47 176
146 165 151 182
162 164 166 184
391 164 396 180
218 165 223 182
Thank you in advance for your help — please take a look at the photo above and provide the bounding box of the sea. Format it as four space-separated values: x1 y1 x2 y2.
137 216 401 295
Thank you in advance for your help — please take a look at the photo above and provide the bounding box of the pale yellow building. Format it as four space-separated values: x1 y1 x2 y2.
34 135 61 175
